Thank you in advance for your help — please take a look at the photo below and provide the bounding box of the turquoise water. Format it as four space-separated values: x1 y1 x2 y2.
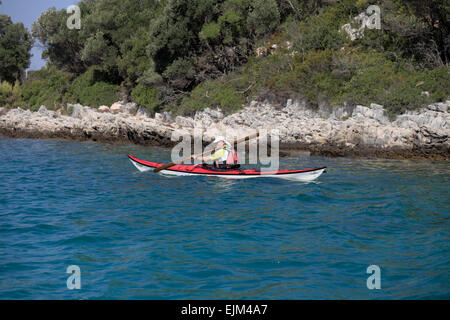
0 137 448 299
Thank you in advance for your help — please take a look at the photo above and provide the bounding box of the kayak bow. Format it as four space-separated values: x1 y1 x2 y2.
128 155 326 181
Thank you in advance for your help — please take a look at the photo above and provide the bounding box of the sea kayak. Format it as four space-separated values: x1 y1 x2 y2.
128 155 326 181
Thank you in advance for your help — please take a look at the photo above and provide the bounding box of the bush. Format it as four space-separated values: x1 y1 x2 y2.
19 66 70 110
131 84 160 113
419 67 450 102
0 81 13 97
199 22 221 41
247 0 280 37
0 81 20 108
162 58 196 90
286 4 349 54
65 67 120 107
231 47 449 115
177 80 244 115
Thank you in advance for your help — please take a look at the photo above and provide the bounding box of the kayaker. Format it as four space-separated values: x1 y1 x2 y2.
197 136 239 170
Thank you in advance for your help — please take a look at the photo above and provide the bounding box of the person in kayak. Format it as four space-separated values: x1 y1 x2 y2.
197 136 240 170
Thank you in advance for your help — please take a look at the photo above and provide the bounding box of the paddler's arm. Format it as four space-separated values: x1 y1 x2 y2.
197 149 226 162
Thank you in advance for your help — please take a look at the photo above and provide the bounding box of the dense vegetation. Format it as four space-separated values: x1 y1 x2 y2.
0 0 449 116
0 0 33 85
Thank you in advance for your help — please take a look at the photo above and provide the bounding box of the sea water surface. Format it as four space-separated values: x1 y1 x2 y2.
0 137 448 299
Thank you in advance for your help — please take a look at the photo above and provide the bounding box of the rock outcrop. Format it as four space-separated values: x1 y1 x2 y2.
0 103 175 147
0 99 449 159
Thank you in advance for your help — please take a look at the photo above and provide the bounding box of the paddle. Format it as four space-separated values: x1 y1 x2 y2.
153 132 259 173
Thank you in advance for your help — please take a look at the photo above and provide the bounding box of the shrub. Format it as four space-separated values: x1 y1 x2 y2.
199 22 221 41
0 81 20 108
131 84 160 113
232 47 449 115
419 67 450 102
0 81 13 97
19 66 70 110
287 4 349 54
246 0 280 37
177 80 244 115
65 67 120 107
162 58 196 90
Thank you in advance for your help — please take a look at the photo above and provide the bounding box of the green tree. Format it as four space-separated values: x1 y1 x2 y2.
247 0 280 37
32 0 161 77
0 15 32 83
148 0 218 74
400 0 450 65
32 6 90 74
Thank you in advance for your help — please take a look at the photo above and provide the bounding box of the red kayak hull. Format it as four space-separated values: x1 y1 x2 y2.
128 154 326 180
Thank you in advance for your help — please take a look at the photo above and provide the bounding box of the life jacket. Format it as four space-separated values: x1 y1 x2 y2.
226 148 239 165
214 145 239 167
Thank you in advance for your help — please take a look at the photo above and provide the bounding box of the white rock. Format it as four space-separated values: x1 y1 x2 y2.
353 104 389 125
370 103 384 110
203 107 224 120
38 105 48 114
1 97 448 159
175 116 194 128
0 107 7 116
98 106 110 113
161 111 172 122
154 113 163 121
136 106 150 118
110 102 124 114
123 102 138 115
68 104 85 119
428 101 449 113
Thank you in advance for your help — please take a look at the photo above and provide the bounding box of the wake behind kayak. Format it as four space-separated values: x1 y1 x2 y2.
128 155 326 181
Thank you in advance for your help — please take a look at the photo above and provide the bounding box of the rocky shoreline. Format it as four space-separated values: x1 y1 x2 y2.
0 99 449 159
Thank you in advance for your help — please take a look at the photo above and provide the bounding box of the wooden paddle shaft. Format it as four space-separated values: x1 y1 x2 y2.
153 132 259 173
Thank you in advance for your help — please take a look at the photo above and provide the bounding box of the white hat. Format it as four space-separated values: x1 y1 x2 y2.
213 136 226 143
213 136 231 147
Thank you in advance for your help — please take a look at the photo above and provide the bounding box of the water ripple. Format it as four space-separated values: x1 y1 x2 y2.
0 137 448 299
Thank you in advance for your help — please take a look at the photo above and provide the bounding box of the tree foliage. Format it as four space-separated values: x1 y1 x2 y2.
0 14 32 83
3 0 448 116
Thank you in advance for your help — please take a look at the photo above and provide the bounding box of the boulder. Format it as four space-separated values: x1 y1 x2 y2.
175 115 194 128
38 105 48 114
135 106 150 118
249 100 258 109
98 105 110 113
123 102 138 115
164 111 173 122
331 105 353 120
318 103 331 118
352 104 389 125
154 112 163 121
202 107 224 120
38 105 58 118
392 115 419 130
155 112 173 122
427 101 449 113
68 103 84 118
194 108 223 127
68 103 98 120
110 102 124 114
